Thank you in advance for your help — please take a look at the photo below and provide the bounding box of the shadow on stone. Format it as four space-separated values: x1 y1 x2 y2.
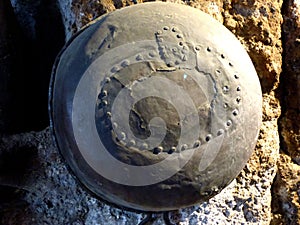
0 0 65 133
0 186 36 225
0 146 39 187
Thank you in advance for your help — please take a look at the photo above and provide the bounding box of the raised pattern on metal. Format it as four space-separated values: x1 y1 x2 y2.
49 2 262 212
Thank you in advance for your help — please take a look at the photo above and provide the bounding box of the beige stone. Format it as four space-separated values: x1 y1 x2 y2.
272 0 300 224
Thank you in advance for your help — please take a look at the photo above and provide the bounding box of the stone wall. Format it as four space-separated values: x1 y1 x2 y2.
0 0 299 224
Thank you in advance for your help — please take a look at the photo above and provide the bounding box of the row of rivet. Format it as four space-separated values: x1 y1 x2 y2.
155 26 188 66
98 74 235 155
205 47 242 123
104 122 229 155
97 39 243 155
193 43 242 121
100 66 231 149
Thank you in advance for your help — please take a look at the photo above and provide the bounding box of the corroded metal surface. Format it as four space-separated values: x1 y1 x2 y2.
49 2 262 212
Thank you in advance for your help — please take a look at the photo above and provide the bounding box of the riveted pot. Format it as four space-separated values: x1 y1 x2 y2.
49 2 262 212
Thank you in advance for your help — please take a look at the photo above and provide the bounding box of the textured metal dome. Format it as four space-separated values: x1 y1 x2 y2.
49 2 262 212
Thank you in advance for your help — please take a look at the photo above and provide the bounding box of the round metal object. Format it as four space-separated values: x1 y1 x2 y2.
49 2 262 212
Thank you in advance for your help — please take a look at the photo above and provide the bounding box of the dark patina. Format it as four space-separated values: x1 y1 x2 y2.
49 2 262 211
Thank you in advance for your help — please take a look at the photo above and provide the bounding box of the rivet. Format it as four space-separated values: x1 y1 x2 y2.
163 26 169 30
149 51 155 57
102 100 108 106
217 129 224 136
167 61 175 67
181 144 188 151
205 134 212 142
226 120 232 127
111 66 119 73
195 46 200 51
179 41 184 46
216 69 221 74
141 143 148 150
182 45 189 51
112 122 118 129
237 86 241 91
194 140 201 148
172 27 178 32
136 54 143 61
128 139 136 146
232 109 239 116
223 103 228 108
207 47 211 52
234 74 239 79
223 86 230 93
172 47 178 52
120 132 126 141
236 97 241 104
156 30 162 35
177 34 182 38
102 90 108 96
106 112 111 117
221 54 225 59
158 146 164 151
105 77 111 83
153 146 163 154
121 60 130 67
229 62 233 67
168 147 176 154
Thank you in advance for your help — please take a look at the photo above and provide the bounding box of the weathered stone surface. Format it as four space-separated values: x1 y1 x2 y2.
272 0 300 224
272 155 300 225
0 128 280 224
59 0 225 40
280 0 300 167
0 129 147 224
58 0 128 40
186 0 224 22
213 1 284 223
223 0 283 93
